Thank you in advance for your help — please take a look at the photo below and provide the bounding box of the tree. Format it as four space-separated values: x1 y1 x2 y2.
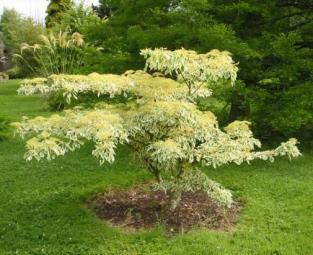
0 9 44 57
51 2 105 35
208 0 313 144
0 9 45 75
46 0 73 28
92 0 120 18
14 48 300 210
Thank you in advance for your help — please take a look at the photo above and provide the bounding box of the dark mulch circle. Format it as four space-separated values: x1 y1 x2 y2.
87 185 241 233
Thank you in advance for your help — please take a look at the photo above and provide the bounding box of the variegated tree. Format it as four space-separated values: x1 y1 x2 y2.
14 48 301 210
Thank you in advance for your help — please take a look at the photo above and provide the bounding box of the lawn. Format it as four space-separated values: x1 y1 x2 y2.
0 80 312 255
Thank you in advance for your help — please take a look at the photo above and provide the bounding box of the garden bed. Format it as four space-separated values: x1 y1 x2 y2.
88 185 241 233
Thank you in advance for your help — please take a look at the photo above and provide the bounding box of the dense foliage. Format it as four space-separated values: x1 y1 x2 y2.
0 9 45 76
14 48 300 210
211 0 313 144
87 0 313 145
0 9 44 55
45 0 73 28
51 3 105 35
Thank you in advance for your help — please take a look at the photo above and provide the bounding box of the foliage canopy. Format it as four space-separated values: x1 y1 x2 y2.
14 48 300 210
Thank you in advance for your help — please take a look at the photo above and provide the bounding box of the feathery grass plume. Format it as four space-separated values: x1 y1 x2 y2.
14 31 96 77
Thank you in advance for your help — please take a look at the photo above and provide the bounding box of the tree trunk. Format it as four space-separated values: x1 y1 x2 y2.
169 191 182 211
155 171 162 183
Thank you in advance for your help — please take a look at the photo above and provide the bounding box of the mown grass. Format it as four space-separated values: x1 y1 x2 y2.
0 80 312 255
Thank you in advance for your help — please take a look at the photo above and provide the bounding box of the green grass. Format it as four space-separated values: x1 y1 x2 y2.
0 80 49 121
0 80 312 255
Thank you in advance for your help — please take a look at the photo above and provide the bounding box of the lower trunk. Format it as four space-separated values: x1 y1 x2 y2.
155 171 162 183
169 191 182 211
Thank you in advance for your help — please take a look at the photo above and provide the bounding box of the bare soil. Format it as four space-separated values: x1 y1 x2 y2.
88 185 241 233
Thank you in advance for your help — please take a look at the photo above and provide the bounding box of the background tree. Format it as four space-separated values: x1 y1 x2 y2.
90 0 313 146
90 0 257 73
209 0 313 145
0 9 44 59
14 48 300 210
0 32 8 71
92 0 120 18
45 0 73 28
0 9 45 76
